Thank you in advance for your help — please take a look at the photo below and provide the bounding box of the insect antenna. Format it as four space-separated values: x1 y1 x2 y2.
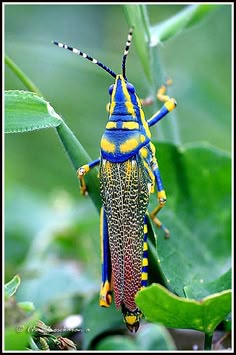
52 41 117 79
122 26 134 81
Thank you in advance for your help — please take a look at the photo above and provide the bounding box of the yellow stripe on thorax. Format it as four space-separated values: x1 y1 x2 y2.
140 109 151 139
101 137 115 153
106 121 117 129
125 102 135 116
122 122 139 130
109 102 115 115
120 138 138 153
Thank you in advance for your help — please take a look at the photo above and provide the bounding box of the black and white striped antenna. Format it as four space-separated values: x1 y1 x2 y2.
122 26 134 81
53 27 134 81
52 40 117 78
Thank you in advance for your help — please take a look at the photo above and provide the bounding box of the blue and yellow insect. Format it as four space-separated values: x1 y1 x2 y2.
53 27 176 332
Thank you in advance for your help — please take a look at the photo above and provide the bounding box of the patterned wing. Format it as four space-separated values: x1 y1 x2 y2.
100 155 150 312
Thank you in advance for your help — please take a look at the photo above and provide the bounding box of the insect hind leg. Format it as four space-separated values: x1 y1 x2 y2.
141 144 170 238
150 160 170 238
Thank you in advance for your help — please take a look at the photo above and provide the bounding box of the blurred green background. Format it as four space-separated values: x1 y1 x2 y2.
4 4 232 350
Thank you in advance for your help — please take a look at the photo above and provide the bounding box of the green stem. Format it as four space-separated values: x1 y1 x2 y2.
5 55 43 97
139 5 151 43
149 44 181 146
204 332 213 350
56 120 101 211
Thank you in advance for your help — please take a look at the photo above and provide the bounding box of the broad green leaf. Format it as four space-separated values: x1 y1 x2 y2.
5 275 21 299
136 283 231 334
184 269 231 300
149 142 231 298
150 4 220 43
4 90 62 133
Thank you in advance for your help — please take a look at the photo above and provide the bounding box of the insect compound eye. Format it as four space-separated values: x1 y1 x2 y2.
126 82 135 94
108 84 114 95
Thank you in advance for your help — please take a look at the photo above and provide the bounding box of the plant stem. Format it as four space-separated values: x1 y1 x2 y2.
204 332 213 350
5 55 43 97
56 120 101 211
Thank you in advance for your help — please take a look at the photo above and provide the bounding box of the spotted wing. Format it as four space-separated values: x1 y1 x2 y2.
100 155 150 312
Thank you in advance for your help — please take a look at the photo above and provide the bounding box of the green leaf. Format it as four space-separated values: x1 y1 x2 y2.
136 283 231 334
5 275 21 299
134 142 231 335
184 269 231 300
4 90 62 133
149 142 231 298
150 4 220 43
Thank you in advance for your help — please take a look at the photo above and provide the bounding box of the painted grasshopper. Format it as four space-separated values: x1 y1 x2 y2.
53 27 176 332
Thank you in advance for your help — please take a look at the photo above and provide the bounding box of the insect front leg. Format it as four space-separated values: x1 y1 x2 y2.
77 158 100 195
147 81 177 128
99 207 112 308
